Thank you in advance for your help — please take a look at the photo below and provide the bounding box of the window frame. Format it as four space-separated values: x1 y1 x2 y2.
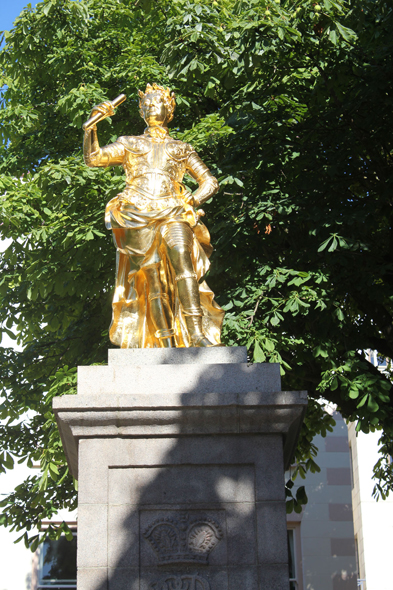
287 523 303 590
36 531 77 590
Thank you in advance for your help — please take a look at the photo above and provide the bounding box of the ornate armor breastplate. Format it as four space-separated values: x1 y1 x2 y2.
116 136 194 206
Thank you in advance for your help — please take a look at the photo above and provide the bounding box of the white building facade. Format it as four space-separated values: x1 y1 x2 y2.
348 424 393 590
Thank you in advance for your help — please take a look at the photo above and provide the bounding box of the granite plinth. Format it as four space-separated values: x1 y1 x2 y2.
53 347 307 590
77 347 280 397
108 346 248 365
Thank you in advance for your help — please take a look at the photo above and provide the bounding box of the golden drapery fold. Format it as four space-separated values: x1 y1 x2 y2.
106 197 224 348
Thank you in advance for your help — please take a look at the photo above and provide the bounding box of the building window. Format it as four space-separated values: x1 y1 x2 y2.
37 534 77 589
366 349 388 369
288 527 302 589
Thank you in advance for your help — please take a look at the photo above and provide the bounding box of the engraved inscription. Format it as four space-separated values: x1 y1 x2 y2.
151 574 210 590
144 512 223 565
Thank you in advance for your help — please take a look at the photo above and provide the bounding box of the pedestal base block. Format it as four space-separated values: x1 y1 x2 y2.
53 347 307 590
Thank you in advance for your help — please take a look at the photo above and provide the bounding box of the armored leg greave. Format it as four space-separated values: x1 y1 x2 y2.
163 222 215 347
144 263 175 348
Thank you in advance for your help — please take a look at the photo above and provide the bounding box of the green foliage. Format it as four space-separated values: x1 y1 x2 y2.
1 0 393 540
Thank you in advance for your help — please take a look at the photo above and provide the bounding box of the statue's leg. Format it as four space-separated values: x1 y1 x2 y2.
143 262 176 348
162 223 214 347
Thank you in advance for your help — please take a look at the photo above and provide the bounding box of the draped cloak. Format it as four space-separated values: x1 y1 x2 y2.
101 131 224 348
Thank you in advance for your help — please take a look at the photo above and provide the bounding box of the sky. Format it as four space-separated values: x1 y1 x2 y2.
1 0 39 36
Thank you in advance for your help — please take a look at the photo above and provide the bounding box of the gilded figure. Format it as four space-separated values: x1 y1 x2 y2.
83 84 224 348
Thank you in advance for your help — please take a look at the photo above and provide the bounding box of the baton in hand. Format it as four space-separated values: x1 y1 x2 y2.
82 94 127 131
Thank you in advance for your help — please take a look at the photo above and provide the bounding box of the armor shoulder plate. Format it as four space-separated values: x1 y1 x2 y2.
165 140 195 161
117 136 151 155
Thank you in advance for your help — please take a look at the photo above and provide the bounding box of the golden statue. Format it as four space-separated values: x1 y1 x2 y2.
83 84 224 348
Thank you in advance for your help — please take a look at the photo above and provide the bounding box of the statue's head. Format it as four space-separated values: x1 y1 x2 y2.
138 83 176 127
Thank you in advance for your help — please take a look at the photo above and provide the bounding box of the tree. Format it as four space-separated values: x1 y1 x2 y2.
1 0 392 548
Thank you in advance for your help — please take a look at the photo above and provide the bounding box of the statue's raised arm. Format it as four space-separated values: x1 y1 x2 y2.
83 83 224 349
83 99 126 168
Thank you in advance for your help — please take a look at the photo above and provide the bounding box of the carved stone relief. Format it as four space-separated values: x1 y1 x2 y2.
143 512 223 565
150 574 210 590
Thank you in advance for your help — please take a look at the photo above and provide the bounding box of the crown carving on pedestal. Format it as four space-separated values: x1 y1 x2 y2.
143 513 223 565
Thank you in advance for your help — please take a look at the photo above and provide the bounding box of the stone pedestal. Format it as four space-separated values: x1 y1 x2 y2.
53 347 307 590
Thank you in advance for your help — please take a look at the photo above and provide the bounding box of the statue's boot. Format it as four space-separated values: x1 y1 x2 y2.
176 274 216 347
184 315 215 347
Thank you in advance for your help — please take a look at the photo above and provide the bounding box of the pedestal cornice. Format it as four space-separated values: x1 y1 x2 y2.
53 348 307 478
54 391 307 479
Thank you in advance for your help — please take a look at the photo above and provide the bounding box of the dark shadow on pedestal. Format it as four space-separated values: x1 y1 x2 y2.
76 361 296 590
